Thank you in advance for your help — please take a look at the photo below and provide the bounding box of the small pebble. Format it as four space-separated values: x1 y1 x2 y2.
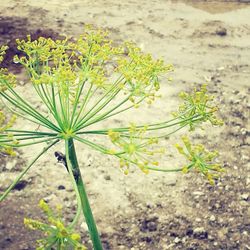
195 218 202 223
174 237 180 244
58 185 66 190
104 175 111 181
147 221 157 232
209 215 216 222
193 227 208 239
13 180 28 191
216 27 227 36
241 193 249 201
192 191 204 196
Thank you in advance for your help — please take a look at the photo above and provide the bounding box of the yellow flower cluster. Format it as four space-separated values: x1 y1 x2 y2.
14 27 121 92
108 124 165 174
116 42 173 105
13 27 172 105
15 35 71 64
173 85 223 130
14 36 82 99
24 199 86 250
0 46 16 92
71 27 123 90
0 45 8 63
0 111 17 156
175 136 224 185
74 27 121 65
0 111 16 132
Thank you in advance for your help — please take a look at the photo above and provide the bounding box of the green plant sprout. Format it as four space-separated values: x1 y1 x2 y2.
0 26 223 249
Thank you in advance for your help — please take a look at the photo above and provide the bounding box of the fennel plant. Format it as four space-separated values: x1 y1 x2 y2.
0 26 223 249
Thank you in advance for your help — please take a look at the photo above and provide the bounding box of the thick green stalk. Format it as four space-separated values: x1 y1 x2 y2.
65 138 103 250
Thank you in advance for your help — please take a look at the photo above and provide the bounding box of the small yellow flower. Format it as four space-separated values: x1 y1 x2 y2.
71 233 81 241
39 199 51 214
176 136 224 184
182 166 189 174
175 143 185 155
108 130 120 142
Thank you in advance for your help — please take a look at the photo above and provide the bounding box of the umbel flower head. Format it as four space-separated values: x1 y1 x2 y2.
108 124 165 174
0 110 17 156
24 200 86 250
0 45 16 92
175 136 224 185
6 26 173 137
0 46 17 156
0 25 223 186
172 84 224 130
116 42 172 105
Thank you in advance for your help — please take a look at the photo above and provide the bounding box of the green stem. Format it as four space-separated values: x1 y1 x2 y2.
74 78 124 131
1 137 59 148
0 92 60 132
1 82 60 132
78 95 130 131
76 112 199 135
145 163 194 172
69 198 82 229
0 135 55 143
73 135 109 154
3 130 57 137
69 77 88 128
65 138 103 250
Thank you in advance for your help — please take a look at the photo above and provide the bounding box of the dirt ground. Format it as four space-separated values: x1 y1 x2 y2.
0 0 249 249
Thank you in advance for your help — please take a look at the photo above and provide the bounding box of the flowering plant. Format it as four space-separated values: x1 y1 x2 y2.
0 26 223 249
24 200 86 249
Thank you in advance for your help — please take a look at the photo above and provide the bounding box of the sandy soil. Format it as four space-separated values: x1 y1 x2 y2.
0 0 249 249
